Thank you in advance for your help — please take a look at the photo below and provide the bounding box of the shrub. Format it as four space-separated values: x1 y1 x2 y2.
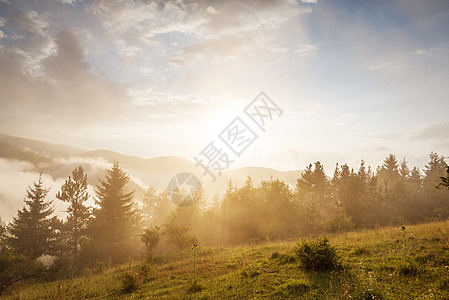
163 224 197 250
0 243 44 296
140 226 160 259
138 263 153 283
121 272 139 294
295 237 341 271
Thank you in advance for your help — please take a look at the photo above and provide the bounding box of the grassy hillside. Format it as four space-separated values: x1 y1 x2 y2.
4 220 449 299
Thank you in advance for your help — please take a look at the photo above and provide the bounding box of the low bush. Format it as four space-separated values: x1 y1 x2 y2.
121 272 139 294
140 226 160 260
295 237 341 271
163 224 197 250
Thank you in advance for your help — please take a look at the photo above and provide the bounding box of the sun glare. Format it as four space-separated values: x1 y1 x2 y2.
201 109 242 142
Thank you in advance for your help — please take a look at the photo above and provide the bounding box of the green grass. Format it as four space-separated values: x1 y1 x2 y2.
4 220 449 299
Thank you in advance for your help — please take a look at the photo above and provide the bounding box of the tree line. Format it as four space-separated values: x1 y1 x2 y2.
1 153 449 292
144 152 449 246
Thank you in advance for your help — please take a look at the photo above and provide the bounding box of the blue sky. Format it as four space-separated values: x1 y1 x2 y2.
0 0 448 173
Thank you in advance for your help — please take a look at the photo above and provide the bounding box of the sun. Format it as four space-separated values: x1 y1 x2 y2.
201 109 242 142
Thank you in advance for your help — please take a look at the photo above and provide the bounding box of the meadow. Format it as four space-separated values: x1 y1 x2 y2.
4 220 449 299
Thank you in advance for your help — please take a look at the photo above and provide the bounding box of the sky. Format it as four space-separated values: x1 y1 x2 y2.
0 0 449 173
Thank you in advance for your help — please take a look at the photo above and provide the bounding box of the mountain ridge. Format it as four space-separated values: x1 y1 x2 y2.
0 133 303 222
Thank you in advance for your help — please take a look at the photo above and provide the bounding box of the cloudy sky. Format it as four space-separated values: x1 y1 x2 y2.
1 0 448 172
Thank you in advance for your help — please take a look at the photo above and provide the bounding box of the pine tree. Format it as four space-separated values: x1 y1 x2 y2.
296 162 329 233
409 167 422 193
191 181 207 212
423 152 447 192
423 153 449 219
399 157 410 180
378 154 400 192
56 166 91 267
90 162 138 264
8 174 55 259
141 186 158 227
438 165 449 190
0 218 5 241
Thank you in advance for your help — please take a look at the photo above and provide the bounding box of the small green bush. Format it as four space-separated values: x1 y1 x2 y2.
121 272 139 294
138 263 153 283
295 237 341 271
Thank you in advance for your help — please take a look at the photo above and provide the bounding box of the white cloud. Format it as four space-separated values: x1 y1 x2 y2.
117 44 142 57
412 49 427 55
0 30 131 131
0 30 4 39
405 120 449 146
206 6 219 15
369 62 392 70
56 0 77 4
139 66 154 75
88 0 304 66
296 43 319 56
411 48 437 56
0 9 55 75
127 87 198 106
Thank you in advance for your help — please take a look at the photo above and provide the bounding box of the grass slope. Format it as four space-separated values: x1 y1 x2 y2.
4 220 449 299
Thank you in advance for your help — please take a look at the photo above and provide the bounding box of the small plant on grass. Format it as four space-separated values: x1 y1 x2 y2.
121 272 139 294
401 226 408 259
398 226 419 276
295 237 341 271
186 243 204 294
187 280 203 294
192 243 198 283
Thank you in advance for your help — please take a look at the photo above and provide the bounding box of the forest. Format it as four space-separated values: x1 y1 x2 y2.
1 152 448 296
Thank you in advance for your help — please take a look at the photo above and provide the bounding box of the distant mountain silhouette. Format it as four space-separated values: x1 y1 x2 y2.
0 133 303 221
0 142 50 166
0 133 85 157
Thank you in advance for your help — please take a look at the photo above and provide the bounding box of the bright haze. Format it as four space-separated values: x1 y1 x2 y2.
0 0 448 171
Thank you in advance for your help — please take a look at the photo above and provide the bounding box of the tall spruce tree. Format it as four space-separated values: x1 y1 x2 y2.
8 174 55 259
90 162 138 264
438 165 449 190
56 166 91 267
378 154 400 192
